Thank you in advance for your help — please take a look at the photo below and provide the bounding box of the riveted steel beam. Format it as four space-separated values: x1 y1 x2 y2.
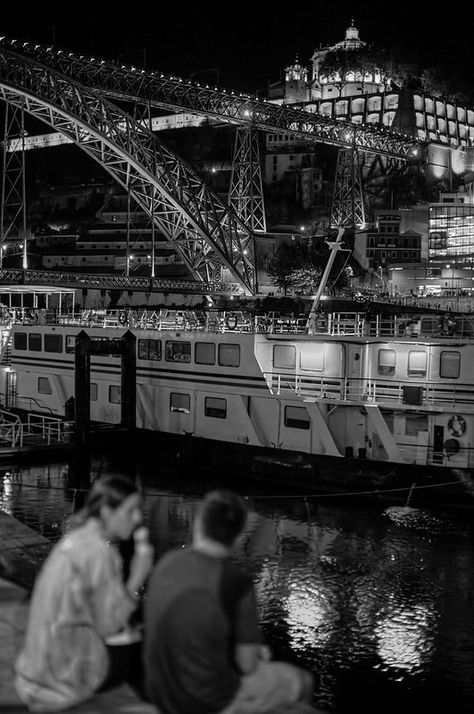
0 37 423 161
0 45 257 294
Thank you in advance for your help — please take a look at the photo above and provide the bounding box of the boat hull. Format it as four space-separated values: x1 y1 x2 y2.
128 429 474 510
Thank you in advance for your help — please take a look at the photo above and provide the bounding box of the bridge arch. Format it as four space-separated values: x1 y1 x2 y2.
0 47 256 294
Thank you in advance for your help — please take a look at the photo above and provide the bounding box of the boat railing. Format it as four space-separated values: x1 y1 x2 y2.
263 372 474 408
7 307 474 339
0 410 65 447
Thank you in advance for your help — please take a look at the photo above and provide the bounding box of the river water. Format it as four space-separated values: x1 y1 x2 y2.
1 454 474 714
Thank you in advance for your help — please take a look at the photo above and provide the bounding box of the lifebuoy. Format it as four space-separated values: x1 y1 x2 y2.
118 310 128 326
447 415 466 437
226 314 238 330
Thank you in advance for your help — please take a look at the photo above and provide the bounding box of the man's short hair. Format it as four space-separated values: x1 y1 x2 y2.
198 490 247 547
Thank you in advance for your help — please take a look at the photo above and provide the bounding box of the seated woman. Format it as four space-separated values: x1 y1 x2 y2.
14 474 154 713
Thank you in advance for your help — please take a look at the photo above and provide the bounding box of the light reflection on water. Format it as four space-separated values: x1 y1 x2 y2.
1 459 474 714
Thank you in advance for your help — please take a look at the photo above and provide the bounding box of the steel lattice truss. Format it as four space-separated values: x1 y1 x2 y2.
0 37 423 161
229 126 266 233
1 102 26 245
0 46 257 293
330 149 366 228
0 269 243 294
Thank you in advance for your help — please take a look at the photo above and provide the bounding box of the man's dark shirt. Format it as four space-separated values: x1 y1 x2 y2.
143 548 260 714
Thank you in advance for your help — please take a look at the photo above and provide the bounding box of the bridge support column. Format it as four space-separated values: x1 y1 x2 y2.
229 125 266 233
330 147 366 228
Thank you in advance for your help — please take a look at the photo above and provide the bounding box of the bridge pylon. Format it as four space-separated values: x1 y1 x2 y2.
0 101 29 268
330 147 366 229
228 125 267 233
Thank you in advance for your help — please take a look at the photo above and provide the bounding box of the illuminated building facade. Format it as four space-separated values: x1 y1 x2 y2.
266 22 474 189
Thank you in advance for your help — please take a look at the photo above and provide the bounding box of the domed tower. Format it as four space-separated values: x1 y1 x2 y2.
310 20 390 100
283 55 309 104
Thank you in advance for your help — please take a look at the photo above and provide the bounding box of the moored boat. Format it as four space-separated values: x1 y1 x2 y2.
2 303 474 507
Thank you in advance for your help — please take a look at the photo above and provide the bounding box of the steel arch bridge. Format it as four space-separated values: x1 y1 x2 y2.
0 36 422 160
0 44 256 293
0 36 425 296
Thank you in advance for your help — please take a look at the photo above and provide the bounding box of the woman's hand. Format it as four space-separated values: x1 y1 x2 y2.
127 527 154 596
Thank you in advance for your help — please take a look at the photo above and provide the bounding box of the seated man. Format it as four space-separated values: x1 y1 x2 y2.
143 489 314 714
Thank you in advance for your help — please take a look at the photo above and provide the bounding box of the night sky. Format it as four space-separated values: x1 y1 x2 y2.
2 1 473 94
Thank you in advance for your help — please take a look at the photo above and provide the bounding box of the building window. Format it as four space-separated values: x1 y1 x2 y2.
38 377 52 394
109 385 121 403
165 340 191 363
378 349 396 376
408 351 427 377
14 333 27 350
195 342 215 365
440 351 460 379
273 345 295 369
204 396 227 419
170 392 191 413
218 343 240 367
44 334 63 353
28 333 42 351
138 339 161 361
284 405 310 430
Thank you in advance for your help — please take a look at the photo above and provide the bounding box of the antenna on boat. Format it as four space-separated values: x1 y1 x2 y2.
307 227 346 334
405 482 417 507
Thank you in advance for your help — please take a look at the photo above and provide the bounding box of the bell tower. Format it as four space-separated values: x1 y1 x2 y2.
284 55 308 104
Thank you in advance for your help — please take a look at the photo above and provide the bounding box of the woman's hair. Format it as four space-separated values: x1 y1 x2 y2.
67 474 138 529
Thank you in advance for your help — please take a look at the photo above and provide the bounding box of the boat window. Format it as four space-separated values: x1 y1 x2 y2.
90 383 98 401
195 342 216 365
284 405 310 430
218 343 240 367
300 347 324 371
407 350 427 377
204 397 227 419
273 345 296 369
170 392 191 413
66 335 75 354
14 333 27 350
405 413 428 435
138 338 161 361
38 377 52 395
109 385 121 403
28 333 42 352
440 350 460 379
378 349 396 376
165 340 191 363
44 334 63 353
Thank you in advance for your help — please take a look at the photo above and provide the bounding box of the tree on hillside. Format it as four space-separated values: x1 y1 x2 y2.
266 239 348 295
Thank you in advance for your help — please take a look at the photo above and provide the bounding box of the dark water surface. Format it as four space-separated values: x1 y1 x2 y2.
1 455 474 714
